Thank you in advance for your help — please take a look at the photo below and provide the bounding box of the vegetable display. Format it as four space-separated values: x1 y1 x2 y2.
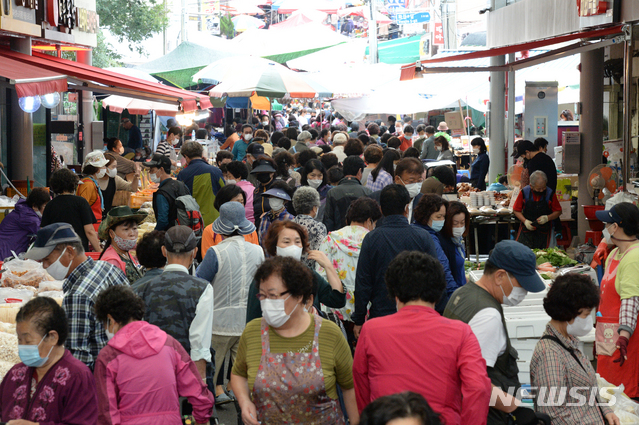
533 248 578 268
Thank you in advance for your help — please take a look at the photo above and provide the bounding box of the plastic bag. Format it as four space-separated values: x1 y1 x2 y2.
2 259 51 288
39 280 63 292
0 288 34 304
605 191 637 210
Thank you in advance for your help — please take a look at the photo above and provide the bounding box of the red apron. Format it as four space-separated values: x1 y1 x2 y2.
252 314 345 424
596 244 639 397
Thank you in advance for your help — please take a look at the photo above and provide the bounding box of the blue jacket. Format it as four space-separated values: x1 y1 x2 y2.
470 152 490 190
177 158 225 226
352 215 438 325
439 234 467 290
414 223 458 312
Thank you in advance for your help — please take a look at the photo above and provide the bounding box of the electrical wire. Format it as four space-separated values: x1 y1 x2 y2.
0 167 25 199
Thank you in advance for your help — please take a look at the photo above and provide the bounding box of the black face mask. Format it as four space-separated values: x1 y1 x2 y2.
256 174 272 184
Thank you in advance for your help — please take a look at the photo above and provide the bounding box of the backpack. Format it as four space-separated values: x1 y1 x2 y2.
175 195 204 236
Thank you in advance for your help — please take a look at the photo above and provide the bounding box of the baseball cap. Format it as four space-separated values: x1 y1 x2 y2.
488 240 545 293
250 158 277 174
25 223 81 261
246 143 265 159
596 204 624 224
143 154 172 172
262 187 291 201
211 202 255 236
513 140 535 158
164 225 198 253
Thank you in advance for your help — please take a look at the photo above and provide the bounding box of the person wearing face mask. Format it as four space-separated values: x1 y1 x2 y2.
352 185 438 340
247 220 346 323
196 204 264 404
250 157 278 229
94 285 215 425
77 150 110 232
301 159 332 222
257 184 295 246
0 187 49 260
105 137 139 180
231 256 357 425
371 158 424 225
444 240 547 425
469 137 490 191
438 201 470 291
292 187 327 268
99 153 140 219
0 297 99 424
530 274 619 425
353 252 491 425
143 154 191 231
512 170 562 249
221 161 255 223
318 197 382 349
134 226 215 400
412 194 458 313
594 202 639 399
98 206 147 284
435 136 454 161
25 223 129 370
514 139 557 194
232 124 254 161
156 126 182 167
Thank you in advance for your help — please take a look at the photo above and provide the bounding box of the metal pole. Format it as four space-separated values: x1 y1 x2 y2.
368 0 377 64
623 24 633 190
163 0 167 55
507 53 516 164
181 0 187 43
489 54 506 183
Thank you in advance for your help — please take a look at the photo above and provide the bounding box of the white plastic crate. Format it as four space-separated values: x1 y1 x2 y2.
505 313 551 339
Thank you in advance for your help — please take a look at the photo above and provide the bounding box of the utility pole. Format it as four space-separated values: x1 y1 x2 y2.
163 0 167 54
368 0 378 64
441 0 457 49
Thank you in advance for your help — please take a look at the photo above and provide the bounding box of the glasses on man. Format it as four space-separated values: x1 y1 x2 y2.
256 291 289 301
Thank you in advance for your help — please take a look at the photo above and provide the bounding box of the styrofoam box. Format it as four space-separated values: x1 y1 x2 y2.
505 313 551 339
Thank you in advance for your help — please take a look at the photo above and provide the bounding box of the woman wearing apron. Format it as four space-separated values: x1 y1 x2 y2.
98 153 140 219
595 202 639 399
76 150 109 232
231 256 359 425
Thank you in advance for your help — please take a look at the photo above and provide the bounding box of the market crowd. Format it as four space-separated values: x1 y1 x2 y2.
0 106 632 425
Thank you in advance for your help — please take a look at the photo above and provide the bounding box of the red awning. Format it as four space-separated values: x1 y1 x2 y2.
400 24 623 80
0 49 212 112
0 55 67 97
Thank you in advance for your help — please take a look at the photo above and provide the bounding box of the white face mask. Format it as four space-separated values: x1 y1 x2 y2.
107 168 117 178
276 245 303 261
45 248 71 281
308 179 323 189
436 146 442 151
262 121 269 126
603 224 615 245
226 179 237 185
105 319 115 341
404 182 421 199
473 148 480 155
96 169 107 178
269 198 285 212
567 315 593 337
244 133 252 141
452 226 465 238
150 173 161 183
500 274 527 306
261 295 298 328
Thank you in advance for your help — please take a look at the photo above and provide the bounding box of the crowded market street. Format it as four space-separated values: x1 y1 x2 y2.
0 1 638 425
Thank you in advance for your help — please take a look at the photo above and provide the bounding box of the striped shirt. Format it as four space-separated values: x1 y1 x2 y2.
232 314 354 399
62 258 129 370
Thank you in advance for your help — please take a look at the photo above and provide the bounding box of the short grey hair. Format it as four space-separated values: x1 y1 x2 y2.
57 241 84 256
293 186 321 215
529 170 548 187
180 141 204 159
298 131 312 142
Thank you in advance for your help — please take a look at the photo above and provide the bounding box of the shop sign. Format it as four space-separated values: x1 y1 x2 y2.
433 22 443 45
395 10 430 24
578 0 607 17
75 6 96 33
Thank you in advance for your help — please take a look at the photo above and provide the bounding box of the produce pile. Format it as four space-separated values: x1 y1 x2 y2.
533 248 578 268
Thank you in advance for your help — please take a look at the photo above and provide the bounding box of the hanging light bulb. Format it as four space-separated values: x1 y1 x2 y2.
41 92 61 108
18 96 41 113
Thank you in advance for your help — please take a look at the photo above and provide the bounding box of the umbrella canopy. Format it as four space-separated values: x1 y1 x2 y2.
286 38 368 72
102 95 180 116
103 68 159 83
366 34 422 64
207 57 332 98
221 1 265 15
135 40 237 88
270 9 327 29
305 62 401 97
193 56 273 85
338 6 392 23
232 14 266 32
276 0 343 14
230 22 348 63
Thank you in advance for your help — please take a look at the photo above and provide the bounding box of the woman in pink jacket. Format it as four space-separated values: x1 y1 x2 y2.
94 285 215 425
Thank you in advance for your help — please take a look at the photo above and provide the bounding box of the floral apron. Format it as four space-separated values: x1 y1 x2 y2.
596 244 639 397
252 314 345 424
